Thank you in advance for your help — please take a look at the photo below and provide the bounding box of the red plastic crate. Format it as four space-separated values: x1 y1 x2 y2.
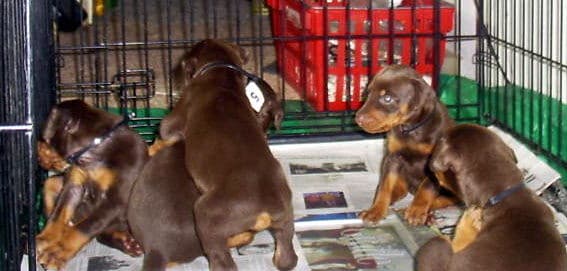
266 0 455 111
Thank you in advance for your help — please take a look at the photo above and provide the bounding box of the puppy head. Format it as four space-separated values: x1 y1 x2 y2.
41 99 120 158
172 39 249 83
355 65 436 133
429 124 522 206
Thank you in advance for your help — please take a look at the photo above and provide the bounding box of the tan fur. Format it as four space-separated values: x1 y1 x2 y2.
451 207 482 252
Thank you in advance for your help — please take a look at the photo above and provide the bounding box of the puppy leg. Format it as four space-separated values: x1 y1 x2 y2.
194 195 237 271
270 215 298 271
416 236 452 271
360 172 405 223
451 207 482 252
43 176 64 217
405 178 438 225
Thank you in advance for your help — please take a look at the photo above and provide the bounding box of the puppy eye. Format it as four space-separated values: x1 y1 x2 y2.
380 94 394 104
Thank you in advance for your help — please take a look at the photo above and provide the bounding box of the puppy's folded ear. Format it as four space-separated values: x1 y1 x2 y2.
42 107 60 143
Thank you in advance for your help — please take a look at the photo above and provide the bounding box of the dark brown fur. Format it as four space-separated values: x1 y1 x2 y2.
128 72 283 270
128 141 203 271
36 99 148 269
155 39 297 271
416 124 567 271
355 65 458 225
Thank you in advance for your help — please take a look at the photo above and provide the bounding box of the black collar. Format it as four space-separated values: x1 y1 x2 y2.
400 103 437 135
484 182 525 207
65 117 128 164
193 61 262 84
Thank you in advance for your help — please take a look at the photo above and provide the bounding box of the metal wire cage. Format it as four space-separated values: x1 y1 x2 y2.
52 0 482 141
1 0 566 270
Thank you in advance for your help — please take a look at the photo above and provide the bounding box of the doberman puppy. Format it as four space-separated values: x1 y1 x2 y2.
128 141 203 271
416 124 567 271
128 52 285 270
148 44 283 156
37 145 143 258
35 99 148 269
355 65 459 225
152 39 297 271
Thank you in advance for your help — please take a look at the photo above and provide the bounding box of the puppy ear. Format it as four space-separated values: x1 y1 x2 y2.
42 107 60 142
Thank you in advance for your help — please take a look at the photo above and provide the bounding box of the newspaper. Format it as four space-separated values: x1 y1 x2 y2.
488 126 561 195
271 139 384 219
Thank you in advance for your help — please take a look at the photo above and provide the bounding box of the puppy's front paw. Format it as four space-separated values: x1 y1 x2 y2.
359 207 387 224
36 223 89 270
37 141 69 172
404 204 431 226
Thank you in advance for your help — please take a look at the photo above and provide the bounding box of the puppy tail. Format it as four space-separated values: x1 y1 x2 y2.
415 236 452 271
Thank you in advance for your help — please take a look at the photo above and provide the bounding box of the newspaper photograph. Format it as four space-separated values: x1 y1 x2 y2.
289 174 379 218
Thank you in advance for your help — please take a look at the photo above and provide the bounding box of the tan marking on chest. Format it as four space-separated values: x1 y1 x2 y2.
387 135 434 154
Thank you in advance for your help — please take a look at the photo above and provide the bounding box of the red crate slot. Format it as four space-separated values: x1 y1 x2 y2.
267 0 455 111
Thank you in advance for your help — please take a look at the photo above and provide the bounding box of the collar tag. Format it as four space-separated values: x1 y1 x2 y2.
245 80 265 112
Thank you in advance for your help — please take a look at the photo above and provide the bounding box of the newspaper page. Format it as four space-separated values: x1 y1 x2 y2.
270 139 384 219
488 125 561 195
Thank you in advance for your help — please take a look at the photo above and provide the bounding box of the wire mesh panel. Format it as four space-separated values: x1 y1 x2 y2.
54 0 482 141
479 0 567 169
1 0 55 270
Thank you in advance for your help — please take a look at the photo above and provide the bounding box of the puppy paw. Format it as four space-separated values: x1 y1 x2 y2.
118 234 143 257
359 207 387 224
37 141 69 172
404 204 431 226
36 223 89 270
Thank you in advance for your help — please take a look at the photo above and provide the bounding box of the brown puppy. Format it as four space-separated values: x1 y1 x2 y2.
416 124 567 271
37 143 143 258
128 141 203 271
156 39 297 271
355 65 458 225
35 99 148 269
128 68 284 270
148 45 283 155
